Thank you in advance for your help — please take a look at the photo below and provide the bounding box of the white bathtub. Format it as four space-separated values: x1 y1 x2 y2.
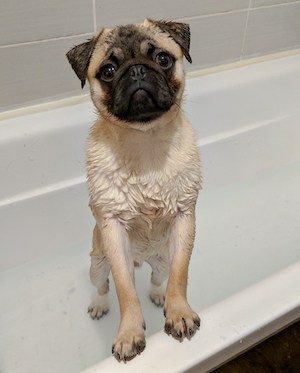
0 53 299 373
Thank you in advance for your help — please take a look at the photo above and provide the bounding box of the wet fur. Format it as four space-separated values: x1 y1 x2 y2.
67 19 201 362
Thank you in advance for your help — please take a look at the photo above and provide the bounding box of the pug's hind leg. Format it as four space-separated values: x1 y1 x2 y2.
147 255 169 307
88 226 110 320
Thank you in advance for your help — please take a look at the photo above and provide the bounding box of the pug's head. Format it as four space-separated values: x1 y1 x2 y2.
67 19 191 129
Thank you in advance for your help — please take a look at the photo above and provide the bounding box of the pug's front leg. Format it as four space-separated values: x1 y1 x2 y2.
164 208 201 341
99 217 146 362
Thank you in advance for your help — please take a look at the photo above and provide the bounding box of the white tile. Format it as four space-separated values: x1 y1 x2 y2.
186 12 248 70
187 0 249 17
251 0 296 7
0 0 93 45
243 3 300 57
0 36 92 111
95 0 249 28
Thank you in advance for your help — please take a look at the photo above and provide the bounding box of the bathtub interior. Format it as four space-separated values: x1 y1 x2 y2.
0 54 300 373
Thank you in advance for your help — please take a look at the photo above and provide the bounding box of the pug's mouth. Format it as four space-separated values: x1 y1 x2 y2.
125 88 164 122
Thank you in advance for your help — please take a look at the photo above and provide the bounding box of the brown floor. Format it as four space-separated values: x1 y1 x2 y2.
212 321 300 373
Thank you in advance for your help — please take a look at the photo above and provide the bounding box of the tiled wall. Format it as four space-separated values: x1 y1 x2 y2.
1 0 300 111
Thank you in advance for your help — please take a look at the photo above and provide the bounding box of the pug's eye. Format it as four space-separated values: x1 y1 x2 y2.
100 64 117 82
155 52 172 69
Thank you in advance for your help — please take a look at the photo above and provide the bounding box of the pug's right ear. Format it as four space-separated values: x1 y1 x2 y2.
66 30 103 88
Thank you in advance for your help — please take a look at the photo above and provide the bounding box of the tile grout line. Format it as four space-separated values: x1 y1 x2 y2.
92 0 97 32
176 8 247 22
0 32 94 49
240 0 252 60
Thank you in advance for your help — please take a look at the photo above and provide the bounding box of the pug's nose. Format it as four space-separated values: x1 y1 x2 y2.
129 65 147 81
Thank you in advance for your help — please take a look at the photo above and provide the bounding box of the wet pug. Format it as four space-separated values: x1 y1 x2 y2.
66 18 201 362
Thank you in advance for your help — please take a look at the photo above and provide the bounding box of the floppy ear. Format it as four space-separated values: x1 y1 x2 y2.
147 19 192 63
66 31 103 88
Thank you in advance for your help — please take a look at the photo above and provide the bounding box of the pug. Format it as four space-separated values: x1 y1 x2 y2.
66 18 201 362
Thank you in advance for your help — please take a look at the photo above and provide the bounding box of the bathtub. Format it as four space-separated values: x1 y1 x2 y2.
0 52 299 373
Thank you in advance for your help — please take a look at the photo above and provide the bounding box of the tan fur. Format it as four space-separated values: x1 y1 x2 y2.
68 19 201 362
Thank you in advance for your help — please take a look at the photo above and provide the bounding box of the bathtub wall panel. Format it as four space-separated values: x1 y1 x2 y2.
1 0 300 110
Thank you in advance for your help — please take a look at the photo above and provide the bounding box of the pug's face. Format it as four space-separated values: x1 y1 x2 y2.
67 19 191 129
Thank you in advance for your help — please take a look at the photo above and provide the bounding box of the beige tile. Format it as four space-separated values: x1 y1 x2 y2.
186 11 248 70
243 3 300 57
0 35 92 111
95 0 249 28
0 0 93 46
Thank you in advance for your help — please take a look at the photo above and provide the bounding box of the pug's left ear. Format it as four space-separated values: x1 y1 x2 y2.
146 19 192 63
66 30 103 88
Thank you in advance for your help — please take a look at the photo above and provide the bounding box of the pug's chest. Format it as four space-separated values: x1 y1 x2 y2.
116 175 181 238
90 165 196 223
119 171 180 220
